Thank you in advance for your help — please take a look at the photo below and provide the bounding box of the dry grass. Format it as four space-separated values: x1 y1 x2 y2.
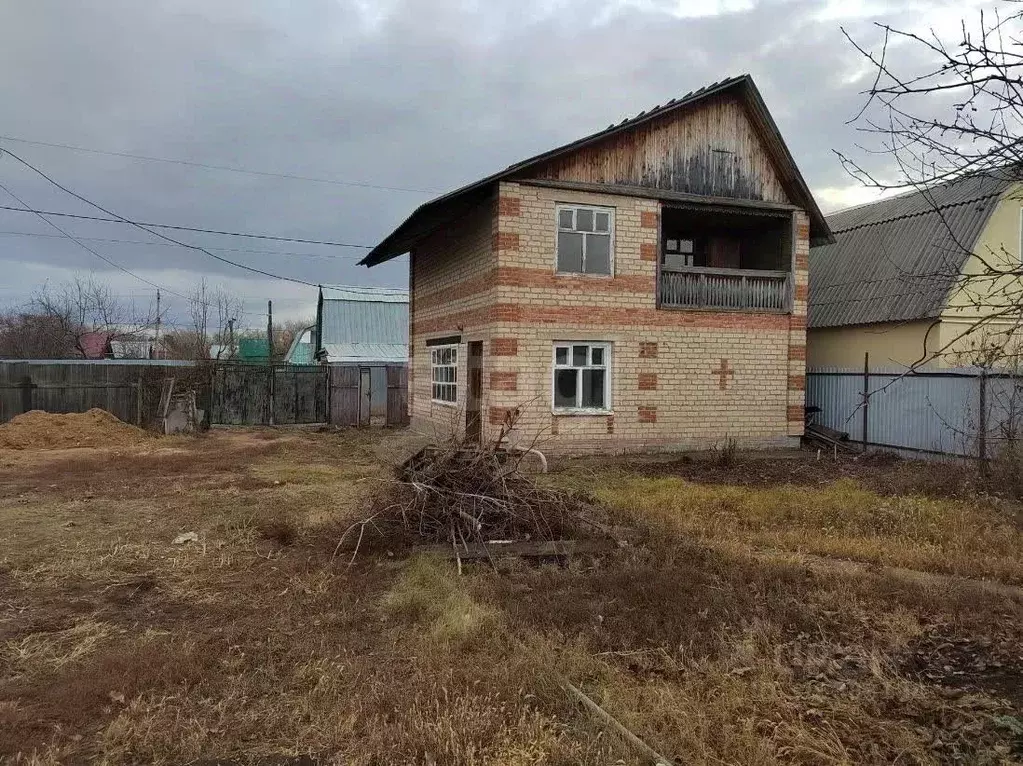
2 433 1022 764
551 466 1023 584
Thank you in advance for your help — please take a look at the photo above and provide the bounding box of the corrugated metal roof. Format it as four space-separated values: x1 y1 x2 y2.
320 285 409 303
808 173 1013 329
321 342 407 364
361 74 831 266
321 296 408 345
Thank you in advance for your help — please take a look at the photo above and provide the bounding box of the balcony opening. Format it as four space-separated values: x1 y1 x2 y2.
659 206 792 311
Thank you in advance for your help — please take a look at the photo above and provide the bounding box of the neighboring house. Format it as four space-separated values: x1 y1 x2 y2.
808 172 1021 368
360 74 830 453
208 338 268 362
313 285 409 364
78 331 112 359
284 326 316 365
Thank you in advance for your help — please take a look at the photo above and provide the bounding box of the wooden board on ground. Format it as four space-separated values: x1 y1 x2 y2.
419 539 618 560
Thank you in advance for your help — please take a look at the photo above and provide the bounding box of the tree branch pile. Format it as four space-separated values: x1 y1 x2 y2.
334 440 609 563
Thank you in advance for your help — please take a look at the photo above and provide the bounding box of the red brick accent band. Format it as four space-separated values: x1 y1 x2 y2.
640 242 657 262
551 416 559 435
606 415 614 434
491 338 518 356
797 222 810 240
638 406 657 423
640 211 658 229
638 372 658 390
496 267 653 294
489 406 513 425
789 315 807 331
639 341 658 358
498 196 521 217
788 344 807 361
788 375 805 391
795 252 808 270
415 304 791 335
794 283 808 301
492 231 520 251
489 371 518 391
787 405 804 422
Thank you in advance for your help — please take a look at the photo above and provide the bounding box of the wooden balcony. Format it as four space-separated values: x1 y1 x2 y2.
658 267 791 312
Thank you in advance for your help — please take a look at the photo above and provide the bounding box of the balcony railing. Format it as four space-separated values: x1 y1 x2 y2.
659 267 791 312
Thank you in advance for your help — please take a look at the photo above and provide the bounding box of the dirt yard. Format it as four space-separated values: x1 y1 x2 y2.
2 427 1022 764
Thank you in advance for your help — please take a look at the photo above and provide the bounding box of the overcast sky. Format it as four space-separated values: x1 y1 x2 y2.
0 0 985 328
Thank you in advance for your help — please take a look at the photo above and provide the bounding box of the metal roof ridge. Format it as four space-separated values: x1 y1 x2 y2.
827 191 1004 236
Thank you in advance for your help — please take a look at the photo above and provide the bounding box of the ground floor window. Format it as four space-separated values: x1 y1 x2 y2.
431 345 457 403
553 342 610 411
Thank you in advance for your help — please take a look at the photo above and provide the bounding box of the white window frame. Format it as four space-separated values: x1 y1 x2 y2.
555 204 615 276
551 342 612 414
430 344 458 405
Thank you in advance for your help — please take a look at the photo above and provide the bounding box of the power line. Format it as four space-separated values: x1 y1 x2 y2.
0 134 439 195
0 179 189 300
0 204 373 248
1 147 320 287
0 229 365 259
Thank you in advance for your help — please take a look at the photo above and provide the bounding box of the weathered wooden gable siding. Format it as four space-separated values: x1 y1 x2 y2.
530 94 789 203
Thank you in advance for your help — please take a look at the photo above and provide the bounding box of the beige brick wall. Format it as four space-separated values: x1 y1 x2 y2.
480 181 808 453
405 181 809 453
409 196 498 435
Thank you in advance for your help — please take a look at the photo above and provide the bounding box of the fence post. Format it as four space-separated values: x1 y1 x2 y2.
978 368 988 463
326 364 332 424
135 374 143 426
267 364 276 426
861 352 870 453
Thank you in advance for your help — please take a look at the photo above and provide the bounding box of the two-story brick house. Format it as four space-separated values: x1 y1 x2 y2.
360 75 832 453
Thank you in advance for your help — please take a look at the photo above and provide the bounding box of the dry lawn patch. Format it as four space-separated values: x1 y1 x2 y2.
2 433 1022 764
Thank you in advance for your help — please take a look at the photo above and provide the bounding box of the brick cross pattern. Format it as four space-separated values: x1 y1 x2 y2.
713 358 735 390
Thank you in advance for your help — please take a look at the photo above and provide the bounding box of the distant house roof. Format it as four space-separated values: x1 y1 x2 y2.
78 331 112 359
361 74 831 267
316 285 408 364
809 173 1013 329
284 326 315 365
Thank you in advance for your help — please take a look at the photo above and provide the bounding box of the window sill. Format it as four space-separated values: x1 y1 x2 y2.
554 271 614 279
431 399 459 408
552 409 613 417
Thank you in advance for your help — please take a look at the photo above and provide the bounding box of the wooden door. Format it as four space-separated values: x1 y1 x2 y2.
465 341 483 444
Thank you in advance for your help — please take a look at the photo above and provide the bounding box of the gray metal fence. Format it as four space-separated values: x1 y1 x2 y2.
807 365 1023 458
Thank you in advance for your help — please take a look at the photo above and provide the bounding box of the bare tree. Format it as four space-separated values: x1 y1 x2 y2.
839 4 1023 365
182 278 245 360
275 318 314 361
31 276 155 359
0 311 76 359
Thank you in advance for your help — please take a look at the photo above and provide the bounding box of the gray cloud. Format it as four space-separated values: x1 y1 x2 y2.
0 0 967 324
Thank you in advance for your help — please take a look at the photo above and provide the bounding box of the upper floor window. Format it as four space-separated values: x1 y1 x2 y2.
556 205 613 275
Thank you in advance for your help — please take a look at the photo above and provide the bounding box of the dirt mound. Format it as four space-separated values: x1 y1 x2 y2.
0 408 150 450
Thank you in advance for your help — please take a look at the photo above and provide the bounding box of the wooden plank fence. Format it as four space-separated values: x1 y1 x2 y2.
0 360 409 428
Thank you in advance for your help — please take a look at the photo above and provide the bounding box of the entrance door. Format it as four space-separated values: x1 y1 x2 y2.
465 341 483 444
358 367 371 426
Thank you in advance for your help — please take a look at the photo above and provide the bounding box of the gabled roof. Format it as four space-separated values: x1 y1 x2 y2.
316 285 408 364
808 173 1014 329
361 74 830 266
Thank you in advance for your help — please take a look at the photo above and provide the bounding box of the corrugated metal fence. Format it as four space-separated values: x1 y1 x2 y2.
0 360 409 428
807 366 1023 458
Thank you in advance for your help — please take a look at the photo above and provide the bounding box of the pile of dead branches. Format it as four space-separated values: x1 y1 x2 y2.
334 439 608 563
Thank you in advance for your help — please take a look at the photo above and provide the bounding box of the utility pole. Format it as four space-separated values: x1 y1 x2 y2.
227 317 236 359
267 300 274 360
154 289 161 360
266 299 275 426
